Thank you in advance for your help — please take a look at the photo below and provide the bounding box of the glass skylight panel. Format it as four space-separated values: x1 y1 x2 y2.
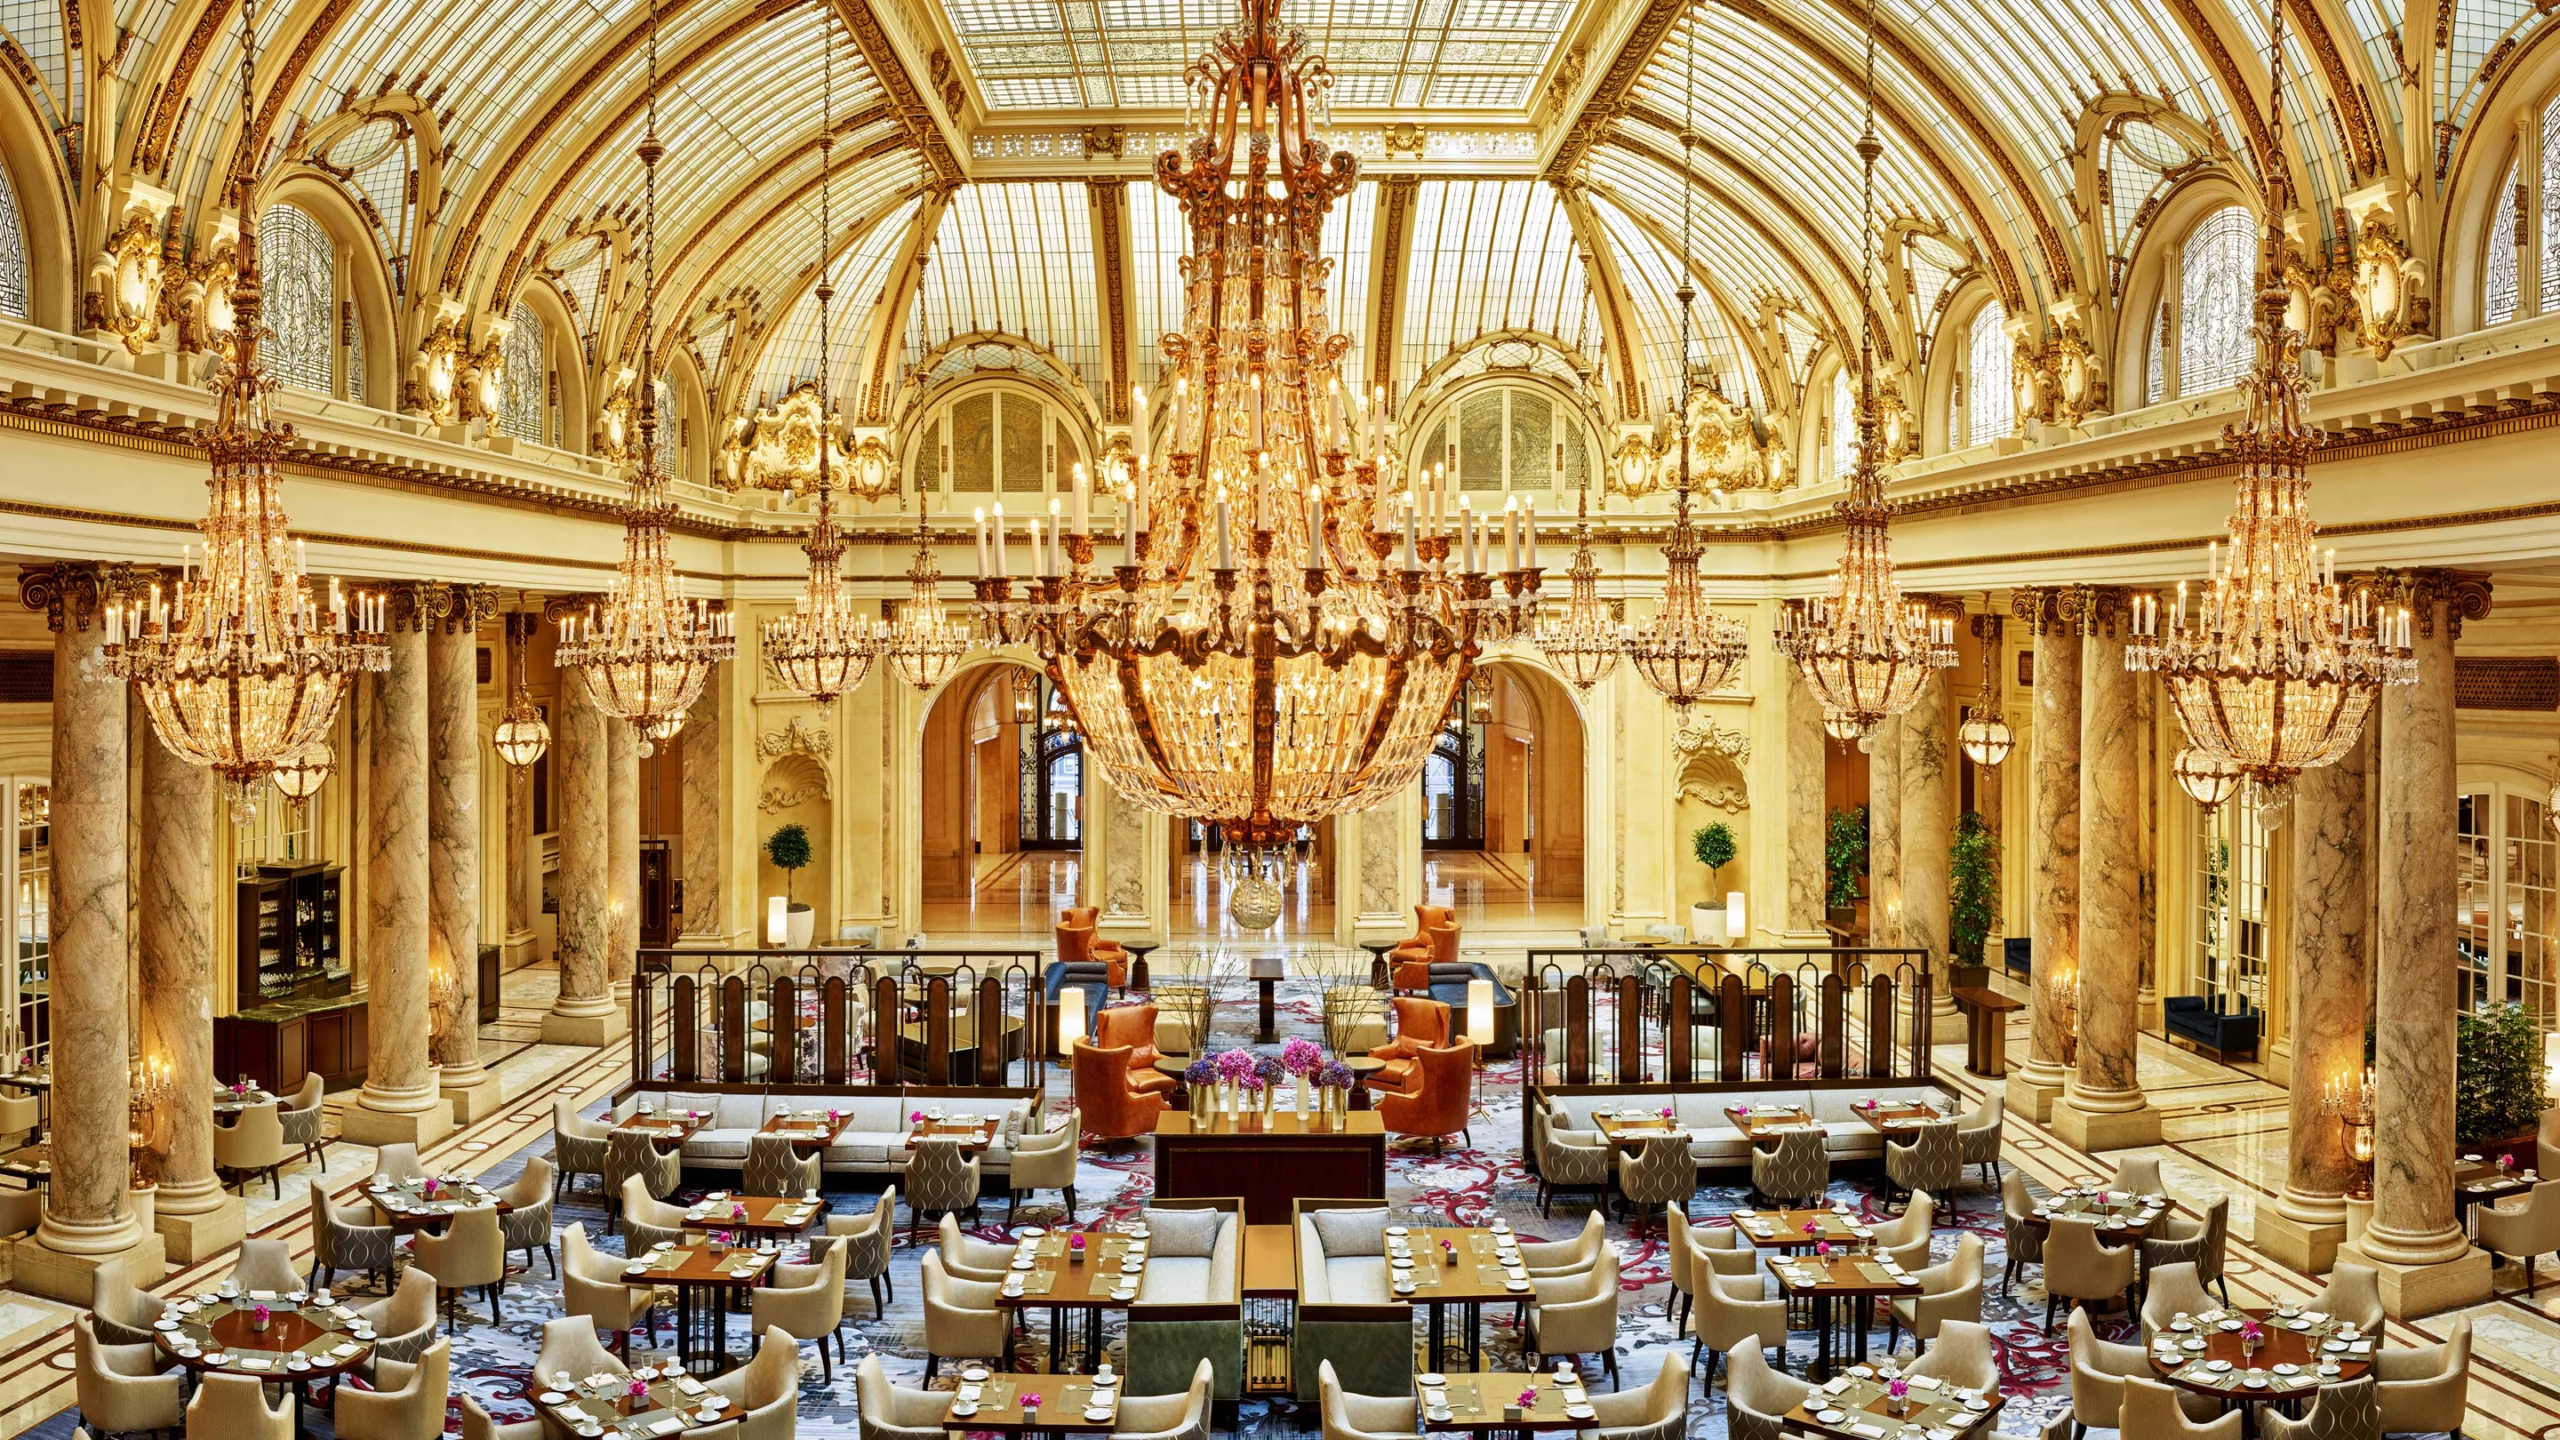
2447 0 2536 130
2487 163 2519 326
0 0 67 108
1580 142 1811 320
2178 206 2254 396
2341 0 2404 139
0 162 24 320
1597 195 1761 417
1396 181 1589 395
906 183 1099 386
1325 181 1377 397
1128 183 1187 392
747 195 923 408
1965 301 2012 443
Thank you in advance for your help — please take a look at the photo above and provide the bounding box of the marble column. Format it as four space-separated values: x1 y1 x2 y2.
345 586 454 1146
2343 571 2493 1317
502 614 541 966
136 690 241 1261
608 718 639 991
678 669 723 944
2133 673 2161 1029
544 662 624 1043
9 565 161 1298
1866 711 1903 946
431 587 500 1120
2009 588 2079 1121
1783 665 1829 937
2262 726 2371 1274
2055 589 2161 1150
1898 664 1966 1042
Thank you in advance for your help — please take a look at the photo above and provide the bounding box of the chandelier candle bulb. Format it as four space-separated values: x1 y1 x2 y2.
1072 465 1090 536
1525 501 1538 568
1217 500 1234 570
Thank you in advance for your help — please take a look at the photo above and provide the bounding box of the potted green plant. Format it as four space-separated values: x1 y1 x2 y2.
2457 1001 2547 1148
1825 806 1869 931
1690 822 1738 945
763 822 816 949
1948 811 1997 967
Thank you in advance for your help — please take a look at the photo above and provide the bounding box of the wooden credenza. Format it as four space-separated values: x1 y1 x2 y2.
214 994 370 1095
1153 1110 1387 1224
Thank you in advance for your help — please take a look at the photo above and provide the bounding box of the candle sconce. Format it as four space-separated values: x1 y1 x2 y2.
2051 962 2080 1068
2322 1066 2376 1199
129 1053 174 1188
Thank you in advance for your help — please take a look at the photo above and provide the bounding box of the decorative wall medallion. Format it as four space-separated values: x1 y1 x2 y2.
756 715 834 762
1672 719 1751 811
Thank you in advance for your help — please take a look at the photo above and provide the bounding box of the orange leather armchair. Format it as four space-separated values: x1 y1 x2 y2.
1367 997 1453 1097
1055 919 1128 989
1072 1041 1169 1141
1389 905 1457 992
1095 1004 1176 1095
1378 1041 1475 1151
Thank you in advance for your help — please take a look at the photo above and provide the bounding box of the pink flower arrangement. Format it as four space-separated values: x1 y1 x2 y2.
2241 1320 2265 1344
251 1304 271 1325
731 1202 748 1220
1803 1219 1820 1238
1021 1393 1042 1411
422 1178 440 1197
1281 1038 1325 1076
911 1110 925 1123
1658 1106 1674 1121
1516 1389 1539 1409
1815 1240 1832 1258
1212 1050 1257 1084
1070 1233 1086 1251
629 1379 650 1400
1886 1378 1909 1402
2498 1152 2518 1173
826 1109 841 1124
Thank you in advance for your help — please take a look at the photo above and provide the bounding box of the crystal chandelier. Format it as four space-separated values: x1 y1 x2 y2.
1535 471 1622 693
879 490 969 692
1774 0 1955 734
972 0 1537 857
2126 0 2409 797
1957 609 2013 766
106 0 387 809
555 0 734 754
492 609 550 769
1622 28 1746 710
762 23 876 715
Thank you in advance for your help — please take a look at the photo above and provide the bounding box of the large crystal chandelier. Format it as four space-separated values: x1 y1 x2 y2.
762 22 876 715
555 0 734 754
1535 476 1622 693
1621 28 1746 710
106 0 387 809
2127 0 2409 795
1774 0 1955 735
879 490 969 691
973 0 1537 858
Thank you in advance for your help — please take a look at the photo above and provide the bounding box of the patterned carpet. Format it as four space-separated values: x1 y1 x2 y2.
35 984 2105 1438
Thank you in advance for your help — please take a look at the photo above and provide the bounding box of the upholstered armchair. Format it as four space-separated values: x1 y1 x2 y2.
2314 1260 2386 1339
1366 997 1454 1096
921 1250 1010 1380
1389 904 1457 992
938 1212 1017 1281
373 1143 428 1183
2540 1104 2560 1182
1749 1126 1829 1207
1689 1266 1789 1390
751 1242 847 1379
1874 1191 1936 1273
1007 1108 1080 1221
827 1185 897 1319
360 1265 443 1368
553 1099 610 1201
1956 1094 2004 1186
277 1073 327 1168
1885 1118 1962 1208
498 1156 558 1278
1685 1220 1766 1281
336 1337 449 1440
603 1128 681 1229
1723 1344 1810 1440
1113 1357 1212 1440
87 1255 166 1346
2043 1215 2137 1334
460 1394 546 1440
1317 1359 1421 1440
0 1184 36 1244
0 1085 36 1150
1580 1353 1688 1440
2000 1169 2045 1294
1531 1106 1610 1218
1377 1041 1474 1152
620 1174 690 1254
1516 1211 1606 1277
559 1224 666 1357
1059 905 1129 987
1097 1005 1177 1095
74 1314 181 1438
2257 1375 2378 1440
2479 1177 2560 1285
708 1325 802 1440
1907 1317 1996 1391
2066 1307 2152 1437
230 1237 303 1293
535 1312 631 1383
743 1134 823 1197
2138 1261 2215 1347
1886 1232 1984 1356
2141 1193 2233 1304
1530 1242 1623 1382
2112 1154 2165 1195
1616 1131 1696 1231
2119 1375 2242 1439
411 1205 507 1331
309 1179 399 1292
857 1355 954 1440
2374 1316 2470 1436
904 1135 983 1243
1073 1040 1170 1141
213 1100 288 1198
184 1371 292 1440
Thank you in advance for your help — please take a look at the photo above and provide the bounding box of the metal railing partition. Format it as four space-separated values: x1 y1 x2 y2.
1520 946 1934 1087
632 948 1046 1093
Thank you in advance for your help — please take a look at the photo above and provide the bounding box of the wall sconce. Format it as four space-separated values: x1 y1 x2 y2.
766 895 789 948
2323 1066 2377 1199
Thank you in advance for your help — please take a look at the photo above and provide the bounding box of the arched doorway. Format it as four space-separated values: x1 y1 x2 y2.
919 662 1086 933
1422 659 1584 930
1170 817 1336 940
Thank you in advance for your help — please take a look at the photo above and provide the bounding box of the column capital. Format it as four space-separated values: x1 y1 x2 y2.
542 592 601 627
505 609 545 645
433 584 502 634
1969 611 2005 645
1907 592 1971 624
2369 567 2493 638
18 561 165 631
2059 583 2138 637
2008 585 2073 636
380 580 451 633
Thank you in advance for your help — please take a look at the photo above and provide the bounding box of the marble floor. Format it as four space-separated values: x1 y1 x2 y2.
9 970 2557 1439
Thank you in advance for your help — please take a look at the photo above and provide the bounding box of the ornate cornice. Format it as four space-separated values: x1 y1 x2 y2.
833 0 963 187
1541 0 1687 183
2373 566 2495 639
17 561 106 631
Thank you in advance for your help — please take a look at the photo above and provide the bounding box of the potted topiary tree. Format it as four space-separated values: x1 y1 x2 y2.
1826 806 1869 934
1690 822 1738 945
763 822 816 949
1948 811 1998 967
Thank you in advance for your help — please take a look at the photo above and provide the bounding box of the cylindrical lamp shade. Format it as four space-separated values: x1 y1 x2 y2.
1725 892 1746 945
766 896 789 947
1057 985 1087 1057
1465 978 1495 1047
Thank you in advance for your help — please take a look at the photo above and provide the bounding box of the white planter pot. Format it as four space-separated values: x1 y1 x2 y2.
1690 903 1729 947
785 903 816 950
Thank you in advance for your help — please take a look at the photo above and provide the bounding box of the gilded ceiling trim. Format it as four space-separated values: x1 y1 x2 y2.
2161 0 2287 203
137 0 238 176
1557 182 1649 419
1572 178 1789 410
250 0 361 161
2286 0 2387 181
1371 177 1417 397
1542 0 1688 183
831 0 963 187
1091 178 1131 425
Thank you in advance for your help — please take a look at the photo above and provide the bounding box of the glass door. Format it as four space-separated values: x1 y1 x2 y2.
4 780 47 1065
2456 786 2559 1026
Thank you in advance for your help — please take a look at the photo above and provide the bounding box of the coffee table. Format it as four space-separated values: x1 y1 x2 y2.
1360 942 1400 989
939 1368 1123 1436
532 1359 739 1437
618 1244 778 1375
1784 1369 2005 1438
1252 956 1286 1043
1416 1370 1597 1437
1342 1055 1388 1110
996 1226 1150 1372
679 1192 827 1238
1767 1251 1922 1378
2148 1305 2374 1412
1849 1099 1943 1131
1386 1225 1523 1373
1122 942 1159 991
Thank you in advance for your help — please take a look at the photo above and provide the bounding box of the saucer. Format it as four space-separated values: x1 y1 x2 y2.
949 1403 979 1418
540 1392 570 1405
1817 1410 1849 1425
1085 1408 1115 1423
962 1367 991 1382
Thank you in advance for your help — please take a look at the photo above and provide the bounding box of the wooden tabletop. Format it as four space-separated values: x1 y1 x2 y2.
679 1194 827 1235
939 1369 1122 1433
1243 1223 1295 1298
535 1362 738 1437
1852 1100 1943 1132
618 1113 704 1147
2026 1188 2162 1239
1767 1252 1923 1298
0 1142 48 1181
1723 1105 1820 1141
1416 1371 1597 1432
0 1069 49 1092
1592 1114 1681 1145
2456 1158 2536 1206
996 1229 1150 1309
1785 1372 2005 1438
1949 986 2025 1013
1386 1227 1526 1303
366 1176 512 1226
757 1112 849 1150
212 1089 277 1116
618 1244 778 1289
152 1296 374 1382
906 1117 998 1152
1155 1110 1385 1138
1728 1208 1885 1250
2149 1307 2374 1402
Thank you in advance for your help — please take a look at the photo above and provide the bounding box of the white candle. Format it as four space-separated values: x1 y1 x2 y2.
1216 498 1234 570
1505 498 1521 570
974 507 990 578
1029 516 1045 576
1072 465 1090 536
1133 455 1150 537
1133 385 1147 445
992 503 1009 579
1254 453 1269 533
1524 501 1539 568
1306 486 1323 569
1457 496 1475 572
1048 499 1064 573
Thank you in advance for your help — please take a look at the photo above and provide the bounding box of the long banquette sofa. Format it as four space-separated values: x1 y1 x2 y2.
612 1086 1039 1178
1126 1197 1245 1406
1533 1080 1956 1169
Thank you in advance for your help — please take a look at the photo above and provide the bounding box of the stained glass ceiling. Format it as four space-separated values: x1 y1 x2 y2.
942 0 1580 113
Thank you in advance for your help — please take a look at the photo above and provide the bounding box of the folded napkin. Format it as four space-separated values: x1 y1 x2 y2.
239 1358 273 1371
1851 1426 1887 1439
648 1418 683 1435
1824 1378 1853 1395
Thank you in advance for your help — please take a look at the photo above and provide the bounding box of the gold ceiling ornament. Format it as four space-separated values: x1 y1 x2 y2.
104 0 389 816
555 0 735 756
91 204 168 354
2127 0 2410 800
972 0 1537 870
728 384 854 494
878 487 968 692
1775 0 1954 736
415 315 471 423
1607 428 1663 499
762 18 879 718
846 432 897 502
1533 473 1623 693
1957 608 2013 767
2351 209 2423 362
492 608 551 769
1622 33 1747 712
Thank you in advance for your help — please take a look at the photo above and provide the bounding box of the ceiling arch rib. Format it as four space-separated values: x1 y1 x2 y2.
904 182 1105 402
742 193 927 409
1396 180 1600 400
1587 192 1768 415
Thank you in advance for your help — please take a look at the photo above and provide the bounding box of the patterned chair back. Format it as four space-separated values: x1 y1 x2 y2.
744 1133 809 1197
906 1135 980 1215
1754 1126 1829 1205
1893 1118 1962 1192
605 1128 670 1199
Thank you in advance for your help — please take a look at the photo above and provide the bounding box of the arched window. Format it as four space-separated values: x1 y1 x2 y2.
1830 365 1857 478
0 163 26 319
260 205 335 393
1964 302 2012 445
1415 384 1590 496
2177 206 2254 395
2487 162 2520 327
2541 95 2560 308
2145 301 2169 405
499 302 545 443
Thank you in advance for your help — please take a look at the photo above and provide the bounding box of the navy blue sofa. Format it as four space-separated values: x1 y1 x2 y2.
2163 993 2259 1061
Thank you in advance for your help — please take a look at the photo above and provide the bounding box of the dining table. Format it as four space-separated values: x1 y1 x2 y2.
1782 1366 2005 1438
531 1358 740 1437
937 1367 1121 1437
1384 1224 1527 1373
620 1242 779 1376
1414 1369 1602 1438
995 1224 1148 1373
2147 1304 2375 1426
365 1173 511 1232
1767 1251 1923 1379
679 1191 828 1238
152 1287 376 1436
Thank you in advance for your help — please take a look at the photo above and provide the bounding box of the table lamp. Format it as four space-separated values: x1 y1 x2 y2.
1725 892 1746 947
1057 985 1086 1060
1467 977 1495 1117
765 896 788 948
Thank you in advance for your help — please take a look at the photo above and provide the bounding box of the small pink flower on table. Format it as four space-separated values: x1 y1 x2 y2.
1815 1240 1832 1258
1803 1219 1820 1239
251 1304 270 1325
629 1379 649 1400
1516 1389 1539 1410
1886 1378 1909 1402
911 1110 925 1124
1021 1393 1041 1410
730 1202 748 1221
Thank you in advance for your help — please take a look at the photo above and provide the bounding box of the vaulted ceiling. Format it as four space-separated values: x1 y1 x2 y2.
0 0 2492 427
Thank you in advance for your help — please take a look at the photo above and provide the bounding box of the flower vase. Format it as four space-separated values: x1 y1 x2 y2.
1296 1079 1311 1118
1886 1397 1908 1419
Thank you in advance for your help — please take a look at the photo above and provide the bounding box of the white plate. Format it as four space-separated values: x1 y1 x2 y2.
154 1318 180 1330
1092 1375 1119 1388
961 1367 990 1382
1010 1259 1035 1270
1818 1410 1849 1425
2205 1360 2233 1373
540 1392 570 1405
1385 1226 1409 1236
1505 1278 1529 1292
2273 1364 2301 1376
1564 1405 1597 1420
2155 1355 2185 1367
2170 1320 2193 1332
1961 1398 1990 1412
2242 1374 2269 1389
948 1403 978 1418
1110 1288 1137 1301
1394 1282 1417 1295
2316 1364 2341 1377
1084 1407 1114 1423
1019 1228 1046 1239
1425 1410 1454 1424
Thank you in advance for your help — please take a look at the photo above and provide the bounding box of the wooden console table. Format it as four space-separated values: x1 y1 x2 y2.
1951 986 2024 1078
1153 1110 1386 1224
